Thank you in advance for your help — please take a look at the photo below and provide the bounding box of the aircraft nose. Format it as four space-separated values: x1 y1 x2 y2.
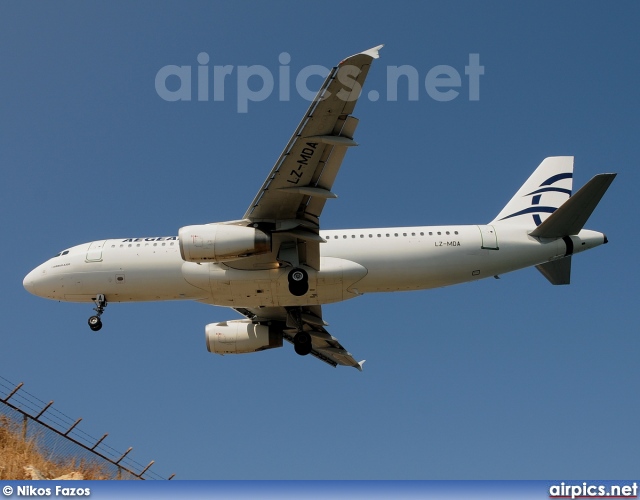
23 268 41 296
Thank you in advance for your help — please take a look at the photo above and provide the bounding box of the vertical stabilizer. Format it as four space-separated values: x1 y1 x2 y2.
492 157 573 228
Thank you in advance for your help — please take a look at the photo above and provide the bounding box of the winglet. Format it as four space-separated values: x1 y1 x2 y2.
361 44 384 59
340 44 384 65
356 360 366 372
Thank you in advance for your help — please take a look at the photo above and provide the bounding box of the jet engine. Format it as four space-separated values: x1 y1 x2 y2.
205 319 283 355
179 224 270 263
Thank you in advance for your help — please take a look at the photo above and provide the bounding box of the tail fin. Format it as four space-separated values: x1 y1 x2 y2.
491 156 573 227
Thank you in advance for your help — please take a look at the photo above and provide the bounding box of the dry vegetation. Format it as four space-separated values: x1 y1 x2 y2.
0 415 114 480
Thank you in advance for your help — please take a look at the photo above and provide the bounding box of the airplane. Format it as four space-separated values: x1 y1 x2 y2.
23 45 616 371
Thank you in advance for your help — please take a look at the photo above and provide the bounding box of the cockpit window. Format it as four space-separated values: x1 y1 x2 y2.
62 250 69 256
53 250 70 258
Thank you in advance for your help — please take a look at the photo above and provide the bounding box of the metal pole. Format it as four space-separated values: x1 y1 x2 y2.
139 460 155 477
3 382 23 403
35 401 54 420
63 418 82 436
91 433 108 451
115 447 133 464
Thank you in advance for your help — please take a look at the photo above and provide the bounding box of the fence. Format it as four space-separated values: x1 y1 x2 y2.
0 375 174 480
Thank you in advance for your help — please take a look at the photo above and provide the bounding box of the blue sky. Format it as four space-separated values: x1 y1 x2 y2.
2 2 638 480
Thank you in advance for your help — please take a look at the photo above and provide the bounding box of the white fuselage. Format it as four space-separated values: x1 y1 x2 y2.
23 224 606 308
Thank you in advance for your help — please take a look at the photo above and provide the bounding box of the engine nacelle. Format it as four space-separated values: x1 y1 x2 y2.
179 224 270 263
205 319 283 355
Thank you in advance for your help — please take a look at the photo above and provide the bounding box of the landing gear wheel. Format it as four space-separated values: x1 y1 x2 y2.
88 316 102 331
293 331 312 356
88 294 107 331
288 268 309 297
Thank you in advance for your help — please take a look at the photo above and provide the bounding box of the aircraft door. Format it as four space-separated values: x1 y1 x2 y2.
477 226 499 250
86 240 106 262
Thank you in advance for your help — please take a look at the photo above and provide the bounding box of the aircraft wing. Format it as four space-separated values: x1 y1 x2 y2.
242 45 382 269
234 306 365 371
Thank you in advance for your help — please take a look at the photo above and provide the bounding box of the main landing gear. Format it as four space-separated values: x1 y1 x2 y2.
294 331 312 356
288 307 312 356
88 294 107 331
287 268 309 297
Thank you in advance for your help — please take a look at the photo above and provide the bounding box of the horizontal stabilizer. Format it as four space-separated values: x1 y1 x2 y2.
530 173 616 238
536 256 572 285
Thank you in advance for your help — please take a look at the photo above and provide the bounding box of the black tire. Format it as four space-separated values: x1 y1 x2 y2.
88 316 102 331
293 331 312 356
288 268 309 296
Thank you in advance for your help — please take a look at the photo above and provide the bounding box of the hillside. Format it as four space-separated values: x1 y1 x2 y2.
0 416 113 480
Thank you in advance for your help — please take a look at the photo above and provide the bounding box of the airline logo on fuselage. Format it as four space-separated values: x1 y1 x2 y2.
121 237 178 242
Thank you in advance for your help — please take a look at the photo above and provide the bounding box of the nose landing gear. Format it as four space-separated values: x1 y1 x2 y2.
88 294 107 331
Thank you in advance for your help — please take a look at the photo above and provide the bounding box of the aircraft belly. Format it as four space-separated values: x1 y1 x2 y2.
192 257 368 308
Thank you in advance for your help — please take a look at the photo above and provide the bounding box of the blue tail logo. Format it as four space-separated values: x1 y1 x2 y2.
499 172 572 226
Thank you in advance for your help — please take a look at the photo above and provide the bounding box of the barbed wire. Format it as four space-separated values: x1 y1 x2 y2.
0 375 174 480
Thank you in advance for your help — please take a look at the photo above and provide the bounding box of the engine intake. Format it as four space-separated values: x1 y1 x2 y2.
205 319 283 355
179 224 270 263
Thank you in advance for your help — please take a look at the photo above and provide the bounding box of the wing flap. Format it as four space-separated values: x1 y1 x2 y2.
306 116 359 219
233 305 364 370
